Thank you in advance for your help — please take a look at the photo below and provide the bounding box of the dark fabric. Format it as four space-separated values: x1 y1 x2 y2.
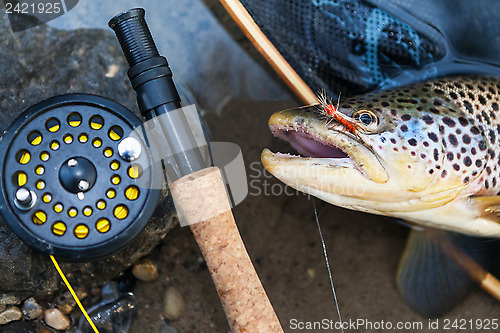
239 0 500 98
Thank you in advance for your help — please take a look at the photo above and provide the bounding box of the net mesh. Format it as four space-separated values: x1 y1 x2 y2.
238 0 500 98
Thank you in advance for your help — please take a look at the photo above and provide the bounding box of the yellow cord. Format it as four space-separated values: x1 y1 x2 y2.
50 255 100 333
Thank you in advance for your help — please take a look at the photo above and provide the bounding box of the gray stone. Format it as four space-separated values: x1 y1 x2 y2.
162 286 186 320
0 294 21 305
159 323 179 333
21 297 42 319
0 13 177 300
100 282 120 303
44 308 70 330
0 305 22 324
79 293 136 333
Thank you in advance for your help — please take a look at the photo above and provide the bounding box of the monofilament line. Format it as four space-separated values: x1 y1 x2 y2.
312 198 344 333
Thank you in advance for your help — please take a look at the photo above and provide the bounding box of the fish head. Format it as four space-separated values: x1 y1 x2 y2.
262 87 490 218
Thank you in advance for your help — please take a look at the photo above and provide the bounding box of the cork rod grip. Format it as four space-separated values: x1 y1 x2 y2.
170 167 283 333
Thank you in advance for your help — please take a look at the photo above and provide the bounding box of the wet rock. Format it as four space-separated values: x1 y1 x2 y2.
0 305 22 324
54 288 87 314
21 297 42 319
159 323 179 333
132 257 159 282
0 13 177 300
44 308 70 330
162 287 186 320
0 294 21 305
2 320 37 332
100 282 120 303
79 293 136 333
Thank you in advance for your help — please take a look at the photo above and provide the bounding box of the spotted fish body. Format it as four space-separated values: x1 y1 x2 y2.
262 75 500 237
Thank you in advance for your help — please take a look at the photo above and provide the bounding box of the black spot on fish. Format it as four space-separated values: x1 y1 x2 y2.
429 169 434 174
488 148 496 159
453 164 460 171
390 138 396 144
382 101 389 107
493 178 497 187
441 170 447 178
487 166 492 175
401 114 411 121
476 160 482 167
411 151 416 156
473 171 478 176
471 126 480 135
430 108 440 115
423 141 429 147
471 147 477 155
479 95 487 105
447 152 454 161
462 134 471 144
479 140 487 151
461 147 467 153
493 102 499 111
439 125 445 134
464 156 472 166
433 99 443 106
434 89 444 95
408 138 417 146
489 130 496 144
448 134 458 147
456 128 462 135
485 180 490 189
428 132 438 142
421 153 426 159
458 117 468 126
463 101 474 114
434 148 439 161
442 117 455 127
422 114 433 125
391 109 397 117
468 92 476 100
401 125 408 132
449 92 458 99
464 176 469 183
380 137 386 143
482 111 491 125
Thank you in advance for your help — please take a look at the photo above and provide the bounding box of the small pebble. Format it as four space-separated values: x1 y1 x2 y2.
162 286 186 320
22 297 43 319
0 294 21 305
132 257 159 282
44 308 70 330
101 282 120 302
37 328 53 333
0 305 22 324
159 324 179 333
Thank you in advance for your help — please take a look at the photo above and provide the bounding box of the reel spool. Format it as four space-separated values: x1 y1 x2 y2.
0 94 161 261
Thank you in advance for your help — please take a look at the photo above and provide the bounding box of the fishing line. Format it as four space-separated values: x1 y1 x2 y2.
312 198 344 333
50 255 100 333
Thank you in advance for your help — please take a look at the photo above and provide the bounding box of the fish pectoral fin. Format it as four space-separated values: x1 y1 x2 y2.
468 195 500 222
397 229 487 318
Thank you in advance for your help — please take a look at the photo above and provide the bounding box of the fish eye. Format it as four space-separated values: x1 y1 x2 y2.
354 110 378 127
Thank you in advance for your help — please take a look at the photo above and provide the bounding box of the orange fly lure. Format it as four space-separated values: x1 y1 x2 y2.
316 90 358 135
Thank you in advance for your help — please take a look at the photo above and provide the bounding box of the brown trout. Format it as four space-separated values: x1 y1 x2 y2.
262 75 500 237
261 75 500 317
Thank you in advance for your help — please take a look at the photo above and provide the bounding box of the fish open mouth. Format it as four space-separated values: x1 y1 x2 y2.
262 107 388 183
275 129 349 159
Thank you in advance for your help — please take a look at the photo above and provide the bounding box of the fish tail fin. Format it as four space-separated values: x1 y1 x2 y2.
397 229 490 317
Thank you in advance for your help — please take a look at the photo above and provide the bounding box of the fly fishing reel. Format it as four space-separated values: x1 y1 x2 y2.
0 94 161 261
